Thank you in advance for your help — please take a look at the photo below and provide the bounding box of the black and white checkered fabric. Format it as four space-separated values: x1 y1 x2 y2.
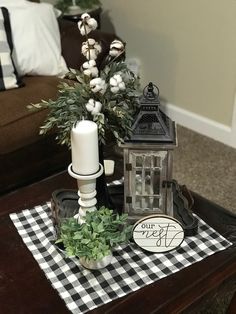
10 199 231 314
0 7 23 91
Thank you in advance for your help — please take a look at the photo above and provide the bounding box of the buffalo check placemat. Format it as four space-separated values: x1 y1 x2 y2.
10 200 232 314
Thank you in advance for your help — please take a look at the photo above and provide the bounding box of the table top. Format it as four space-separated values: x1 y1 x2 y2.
0 170 236 314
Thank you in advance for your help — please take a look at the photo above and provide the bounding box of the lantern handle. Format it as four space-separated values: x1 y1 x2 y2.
143 82 159 100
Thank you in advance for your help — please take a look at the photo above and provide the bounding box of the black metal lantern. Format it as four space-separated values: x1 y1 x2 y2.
121 82 177 223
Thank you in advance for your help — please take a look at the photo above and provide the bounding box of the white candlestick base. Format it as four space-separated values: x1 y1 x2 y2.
68 163 104 222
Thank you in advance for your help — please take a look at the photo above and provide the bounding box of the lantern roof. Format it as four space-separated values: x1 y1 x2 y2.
127 82 177 145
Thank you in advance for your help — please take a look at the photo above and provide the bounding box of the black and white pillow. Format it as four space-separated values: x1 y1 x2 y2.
0 7 23 91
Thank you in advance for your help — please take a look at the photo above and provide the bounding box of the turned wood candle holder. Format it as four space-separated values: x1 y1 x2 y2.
68 163 104 221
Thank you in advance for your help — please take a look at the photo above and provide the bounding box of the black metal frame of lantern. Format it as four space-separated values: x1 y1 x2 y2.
120 82 177 223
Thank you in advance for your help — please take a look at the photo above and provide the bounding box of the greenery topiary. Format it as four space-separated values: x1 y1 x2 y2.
56 207 133 262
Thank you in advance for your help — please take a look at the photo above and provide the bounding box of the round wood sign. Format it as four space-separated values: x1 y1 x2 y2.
133 215 185 253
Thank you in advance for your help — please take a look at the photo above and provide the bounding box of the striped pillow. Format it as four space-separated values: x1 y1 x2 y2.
0 7 23 91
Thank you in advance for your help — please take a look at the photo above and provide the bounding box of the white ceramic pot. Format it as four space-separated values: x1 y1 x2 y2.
80 253 113 270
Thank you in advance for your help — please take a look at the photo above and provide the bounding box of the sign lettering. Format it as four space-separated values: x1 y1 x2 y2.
133 215 184 253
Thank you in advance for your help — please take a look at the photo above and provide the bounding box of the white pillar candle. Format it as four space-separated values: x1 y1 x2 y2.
71 120 99 175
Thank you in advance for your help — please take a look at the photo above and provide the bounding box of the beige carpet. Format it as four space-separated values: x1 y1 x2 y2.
173 125 236 214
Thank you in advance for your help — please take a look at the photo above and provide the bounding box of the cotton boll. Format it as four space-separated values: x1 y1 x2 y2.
90 78 101 85
81 13 90 19
83 60 96 69
109 50 119 57
114 74 122 84
94 43 102 54
85 98 102 115
87 18 98 30
111 86 119 94
109 39 125 57
83 67 99 77
83 69 91 76
119 81 126 90
92 101 102 115
111 40 124 50
88 60 96 67
81 42 88 56
110 77 117 86
85 98 95 112
90 67 98 77
88 49 98 60
78 13 98 36
87 38 95 45
78 21 92 36
90 78 107 94
86 103 94 112
81 40 101 60
110 73 126 93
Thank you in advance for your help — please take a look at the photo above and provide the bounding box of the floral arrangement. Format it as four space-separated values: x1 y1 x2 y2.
29 13 139 147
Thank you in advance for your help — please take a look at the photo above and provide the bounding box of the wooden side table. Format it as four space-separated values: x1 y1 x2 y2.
0 168 236 313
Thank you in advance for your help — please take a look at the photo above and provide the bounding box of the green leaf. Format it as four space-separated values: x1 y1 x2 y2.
57 207 132 261
28 58 140 147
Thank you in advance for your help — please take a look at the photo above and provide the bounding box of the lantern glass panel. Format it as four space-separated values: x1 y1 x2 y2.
153 197 161 210
144 170 151 194
131 152 163 198
136 156 143 167
129 151 169 214
134 196 152 210
135 171 142 194
133 195 162 212
153 169 161 194
135 196 142 210
144 155 151 168
154 156 161 167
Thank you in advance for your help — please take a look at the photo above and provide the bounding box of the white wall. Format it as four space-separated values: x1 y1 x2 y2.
101 0 236 147
43 0 236 147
